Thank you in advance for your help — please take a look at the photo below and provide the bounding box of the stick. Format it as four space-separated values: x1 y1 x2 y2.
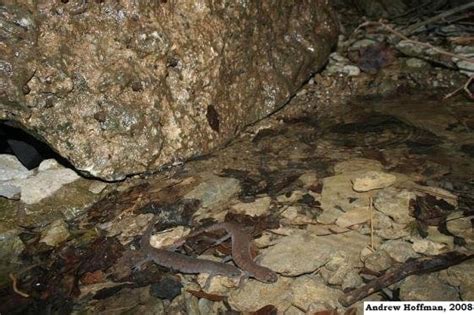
9 273 29 298
339 251 474 306
405 2 474 35
354 20 474 65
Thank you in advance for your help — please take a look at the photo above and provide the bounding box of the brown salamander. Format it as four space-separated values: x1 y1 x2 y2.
135 218 242 280
188 222 278 283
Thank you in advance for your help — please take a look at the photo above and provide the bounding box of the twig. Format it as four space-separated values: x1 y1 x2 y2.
405 2 474 35
9 273 29 298
339 251 474 306
355 20 474 65
444 76 474 100
369 196 374 250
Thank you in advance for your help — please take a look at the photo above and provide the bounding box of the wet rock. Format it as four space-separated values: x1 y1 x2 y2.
373 187 415 224
362 249 393 272
1 1 338 180
399 274 460 301
230 196 271 217
439 259 474 301
291 275 343 312
228 277 293 312
39 219 70 247
352 171 396 192
380 240 419 263
335 207 370 228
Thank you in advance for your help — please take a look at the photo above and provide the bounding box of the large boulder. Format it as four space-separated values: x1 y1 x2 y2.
0 1 338 180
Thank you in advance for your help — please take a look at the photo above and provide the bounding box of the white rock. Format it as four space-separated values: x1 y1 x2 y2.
40 219 70 246
0 154 31 181
150 226 190 249
352 171 397 192
38 159 62 171
230 196 271 217
19 167 80 204
342 65 361 76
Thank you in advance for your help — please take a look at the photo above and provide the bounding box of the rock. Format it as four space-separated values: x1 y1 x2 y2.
185 174 240 210
342 271 363 290
198 299 226 315
373 187 415 224
37 159 62 171
259 230 369 276
0 1 338 180
406 58 429 68
291 275 343 312
380 240 419 263
319 174 370 224
298 172 319 188
149 275 183 300
411 238 447 255
446 211 473 250
0 154 31 181
14 161 80 204
373 211 410 240
319 255 361 289
40 219 70 247
352 171 397 192
399 274 460 301
350 39 377 50
335 207 370 228
439 259 474 301
88 181 108 194
426 226 455 250
103 214 152 245
0 229 25 265
228 277 293 312
230 196 271 217
149 226 190 249
363 249 393 272
334 159 383 174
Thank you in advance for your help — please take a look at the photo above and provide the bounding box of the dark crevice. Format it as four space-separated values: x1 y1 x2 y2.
0 120 75 170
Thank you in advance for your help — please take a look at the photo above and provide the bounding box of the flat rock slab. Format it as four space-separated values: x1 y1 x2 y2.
0 1 338 180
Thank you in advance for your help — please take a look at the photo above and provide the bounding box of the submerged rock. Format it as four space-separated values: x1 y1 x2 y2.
0 1 338 180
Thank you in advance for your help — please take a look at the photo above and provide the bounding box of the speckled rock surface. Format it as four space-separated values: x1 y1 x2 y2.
0 1 338 180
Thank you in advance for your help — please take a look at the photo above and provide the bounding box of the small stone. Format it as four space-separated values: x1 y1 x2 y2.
343 65 360 76
298 172 318 188
363 249 393 272
352 171 397 192
380 240 419 263
373 211 410 240
38 159 62 171
88 181 108 194
342 271 363 290
399 274 459 301
335 207 370 228
439 259 474 301
373 187 415 224
411 239 447 255
40 219 70 247
426 226 455 249
406 58 429 68
350 39 377 50
230 196 271 217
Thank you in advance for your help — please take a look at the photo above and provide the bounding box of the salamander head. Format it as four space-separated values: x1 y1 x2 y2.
259 270 278 283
